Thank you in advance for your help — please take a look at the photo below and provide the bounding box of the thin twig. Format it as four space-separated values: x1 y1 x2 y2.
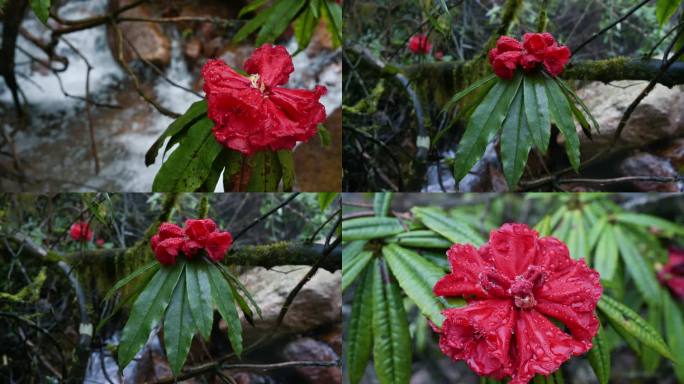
232 193 300 241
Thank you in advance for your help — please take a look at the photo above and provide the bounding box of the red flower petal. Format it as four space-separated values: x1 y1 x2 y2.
496 36 523 52
184 219 217 244
201 59 251 94
151 234 160 251
439 300 516 379
182 239 203 259
205 231 233 262
487 223 538 279
535 258 602 313
70 222 93 242
243 44 294 87
155 238 184 265
510 310 585 384
434 244 490 299
408 34 432 54
543 45 571 76
158 222 184 240
659 248 684 299
522 33 548 56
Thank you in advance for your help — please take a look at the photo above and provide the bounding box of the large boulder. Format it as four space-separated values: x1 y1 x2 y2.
574 81 684 159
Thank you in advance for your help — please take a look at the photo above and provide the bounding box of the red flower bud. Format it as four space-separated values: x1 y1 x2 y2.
433 224 602 383
202 44 327 156
659 248 684 299
70 221 93 242
407 34 432 55
96 239 105 247
488 33 570 79
205 231 233 262
150 219 233 265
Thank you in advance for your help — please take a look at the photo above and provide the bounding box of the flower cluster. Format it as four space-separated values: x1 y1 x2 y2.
658 248 684 299
201 44 327 156
432 224 602 384
407 34 432 55
150 219 233 265
70 221 93 242
488 33 571 79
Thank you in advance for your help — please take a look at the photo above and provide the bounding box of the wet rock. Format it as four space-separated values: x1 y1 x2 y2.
619 152 681 192
229 372 278 384
108 0 172 68
295 107 342 191
281 337 341 384
575 81 684 159
219 267 341 344
318 323 342 355
658 138 684 172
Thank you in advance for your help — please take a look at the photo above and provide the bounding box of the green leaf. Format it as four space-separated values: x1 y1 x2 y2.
443 74 497 112
233 3 274 43
343 240 367 261
523 74 551 152
453 73 522 182
276 150 296 192
373 193 393 217
118 262 184 369
317 124 332 147
587 324 611 384
566 91 592 139
544 74 580 171
568 210 588 261
594 225 618 281
30 0 50 24
613 226 661 305
321 0 342 47
382 244 445 326
387 230 452 249
342 217 405 240
246 151 283 191
103 260 159 301
597 295 674 361
613 212 684 236
500 82 533 188
656 0 681 26
214 262 262 320
207 264 243 357
345 266 374 384
294 6 318 51
555 77 600 135
412 207 484 245
663 292 684 381
255 0 307 46
152 118 223 192
146 100 207 166
200 149 232 192
164 268 196 376
641 303 663 373
372 260 411 384
317 192 338 211
238 0 269 17
185 262 214 340
342 251 373 292
97 265 157 333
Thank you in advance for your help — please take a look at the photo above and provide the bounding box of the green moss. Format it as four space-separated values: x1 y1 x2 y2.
563 57 632 81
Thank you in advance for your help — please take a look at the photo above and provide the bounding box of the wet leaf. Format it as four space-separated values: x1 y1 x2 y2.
587 324 611 384
412 207 484 245
185 261 214 340
342 217 405 240
345 266 374 384
146 100 207 166
387 230 452 249
500 82 533 188
613 226 660 305
373 193 393 217
164 269 196 376
544 74 580 171
523 73 551 152
207 264 243 357
663 292 684 381
342 251 373 292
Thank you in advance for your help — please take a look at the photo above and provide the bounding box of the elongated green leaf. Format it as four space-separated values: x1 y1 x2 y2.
294 6 318 50
568 210 588 261
555 77 600 135
372 261 411 384
152 118 223 192
663 292 684 381
597 295 674 361
146 100 207 166
453 73 522 182
588 216 608 250
276 150 296 191
587 324 611 384
412 207 484 245
544 75 580 170
613 212 684 236
233 3 274 43
255 0 307 46
656 0 681 26
30 0 50 24
164 269 196 376
97 266 157 333
345 266 374 384
118 262 184 369
186 262 214 340
613 226 661 305
343 240 367 262
342 217 404 240
342 251 373 292
641 303 662 373
317 192 338 211
214 262 262 320
387 230 452 249
373 193 393 217
246 151 283 192
523 74 551 152
103 261 159 301
207 265 243 357
322 0 342 47
382 244 445 326
238 0 268 17
594 225 618 281
500 82 533 187
443 74 497 112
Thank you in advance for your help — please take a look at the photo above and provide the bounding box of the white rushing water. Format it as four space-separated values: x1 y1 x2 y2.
0 0 341 191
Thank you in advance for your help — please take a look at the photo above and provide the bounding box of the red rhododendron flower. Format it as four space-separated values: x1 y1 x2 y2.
201 44 327 156
150 219 233 264
408 34 432 55
70 221 93 242
96 239 105 247
658 248 684 299
488 33 571 79
433 223 602 384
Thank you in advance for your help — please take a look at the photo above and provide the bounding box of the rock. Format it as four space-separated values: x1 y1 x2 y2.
281 337 341 384
229 372 278 384
574 81 684 159
108 0 172 68
619 152 681 191
658 138 684 172
295 108 343 191
318 323 342 355
219 267 341 344
183 37 202 65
